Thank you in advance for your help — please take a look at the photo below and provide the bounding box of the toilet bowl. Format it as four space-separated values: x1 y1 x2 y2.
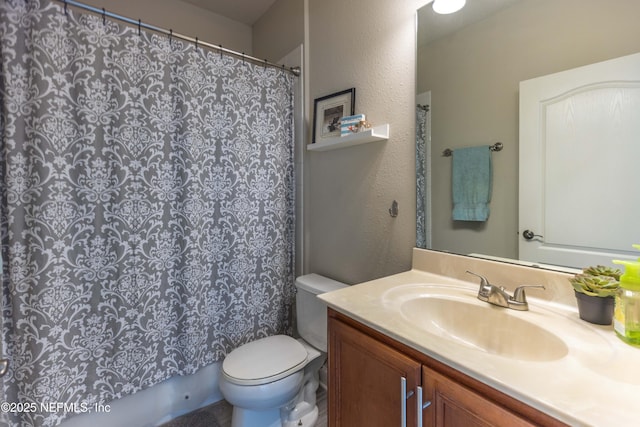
219 274 347 427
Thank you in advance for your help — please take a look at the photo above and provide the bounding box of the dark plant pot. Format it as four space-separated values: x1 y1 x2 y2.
574 290 614 325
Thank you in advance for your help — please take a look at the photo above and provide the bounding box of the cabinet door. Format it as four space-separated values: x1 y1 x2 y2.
422 366 535 427
329 317 422 427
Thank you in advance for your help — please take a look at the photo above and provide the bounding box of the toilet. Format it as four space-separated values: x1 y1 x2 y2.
219 274 347 427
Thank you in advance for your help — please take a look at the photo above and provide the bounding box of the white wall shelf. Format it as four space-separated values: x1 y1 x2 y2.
307 124 389 152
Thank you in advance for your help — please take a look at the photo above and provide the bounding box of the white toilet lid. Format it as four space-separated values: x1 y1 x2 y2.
222 335 308 386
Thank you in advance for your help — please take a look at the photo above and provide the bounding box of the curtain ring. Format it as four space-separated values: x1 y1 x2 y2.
219 44 223 59
102 8 106 26
195 37 198 49
169 29 172 45
264 59 268 70
242 53 245 64
64 0 68 15
138 19 141 36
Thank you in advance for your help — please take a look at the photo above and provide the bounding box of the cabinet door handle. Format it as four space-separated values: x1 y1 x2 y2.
416 386 432 427
401 376 407 427
417 385 422 427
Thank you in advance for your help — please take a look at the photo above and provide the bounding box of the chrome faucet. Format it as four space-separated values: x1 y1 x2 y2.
466 271 545 311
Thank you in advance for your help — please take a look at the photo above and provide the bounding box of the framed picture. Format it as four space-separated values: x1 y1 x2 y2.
312 88 356 144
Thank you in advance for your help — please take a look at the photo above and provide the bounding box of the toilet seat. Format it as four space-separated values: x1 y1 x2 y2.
222 335 308 386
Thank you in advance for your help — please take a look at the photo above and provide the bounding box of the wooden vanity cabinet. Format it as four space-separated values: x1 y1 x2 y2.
328 311 421 426
422 366 535 427
328 309 566 427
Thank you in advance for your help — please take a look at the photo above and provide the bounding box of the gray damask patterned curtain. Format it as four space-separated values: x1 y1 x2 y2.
0 1 295 426
416 105 427 249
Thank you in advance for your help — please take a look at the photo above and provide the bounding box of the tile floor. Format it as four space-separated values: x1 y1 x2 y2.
159 387 327 427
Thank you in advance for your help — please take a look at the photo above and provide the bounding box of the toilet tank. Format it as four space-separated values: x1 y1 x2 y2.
295 274 347 352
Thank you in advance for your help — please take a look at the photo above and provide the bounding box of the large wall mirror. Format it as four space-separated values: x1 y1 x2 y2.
416 0 640 270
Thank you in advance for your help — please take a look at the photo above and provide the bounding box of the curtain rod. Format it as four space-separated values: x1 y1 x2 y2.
55 0 301 77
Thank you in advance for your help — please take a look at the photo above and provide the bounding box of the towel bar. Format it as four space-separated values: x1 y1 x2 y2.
443 142 503 157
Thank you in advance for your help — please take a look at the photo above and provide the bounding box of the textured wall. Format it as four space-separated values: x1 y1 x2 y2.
305 0 419 284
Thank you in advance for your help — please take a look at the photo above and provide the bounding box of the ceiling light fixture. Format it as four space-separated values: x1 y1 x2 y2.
432 0 466 14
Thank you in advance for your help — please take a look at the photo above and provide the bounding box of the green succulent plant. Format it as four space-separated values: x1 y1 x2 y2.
582 265 621 281
569 265 621 297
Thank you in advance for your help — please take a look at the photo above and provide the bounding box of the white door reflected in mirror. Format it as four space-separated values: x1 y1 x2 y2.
519 52 640 268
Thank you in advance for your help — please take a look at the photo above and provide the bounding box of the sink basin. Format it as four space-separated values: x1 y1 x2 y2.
401 296 569 361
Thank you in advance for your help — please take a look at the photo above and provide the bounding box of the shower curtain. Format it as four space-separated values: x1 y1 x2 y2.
0 1 295 426
416 105 428 249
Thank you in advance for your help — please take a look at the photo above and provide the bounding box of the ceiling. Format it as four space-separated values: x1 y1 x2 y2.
181 0 523 38
181 0 278 25
418 0 523 46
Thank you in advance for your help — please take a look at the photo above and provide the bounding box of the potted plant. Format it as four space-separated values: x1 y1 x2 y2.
569 265 621 325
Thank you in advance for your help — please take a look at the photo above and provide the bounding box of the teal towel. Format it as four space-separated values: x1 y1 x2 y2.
452 146 492 221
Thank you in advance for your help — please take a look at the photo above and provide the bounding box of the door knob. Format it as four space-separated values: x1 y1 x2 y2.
522 229 543 240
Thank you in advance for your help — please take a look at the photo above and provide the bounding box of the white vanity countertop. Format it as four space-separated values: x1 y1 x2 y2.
319 250 640 427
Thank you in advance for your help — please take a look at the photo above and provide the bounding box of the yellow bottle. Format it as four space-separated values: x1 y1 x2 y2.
613 258 640 346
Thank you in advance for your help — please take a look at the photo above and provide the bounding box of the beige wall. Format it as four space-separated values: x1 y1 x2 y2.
252 0 304 62
418 0 640 259
305 0 419 284
80 0 252 53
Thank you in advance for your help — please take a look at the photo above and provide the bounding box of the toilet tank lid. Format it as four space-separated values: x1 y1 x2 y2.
222 335 307 386
295 273 347 294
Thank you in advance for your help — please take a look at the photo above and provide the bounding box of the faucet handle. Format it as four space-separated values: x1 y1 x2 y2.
512 285 545 303
466 270 489 285
466 271 493 295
